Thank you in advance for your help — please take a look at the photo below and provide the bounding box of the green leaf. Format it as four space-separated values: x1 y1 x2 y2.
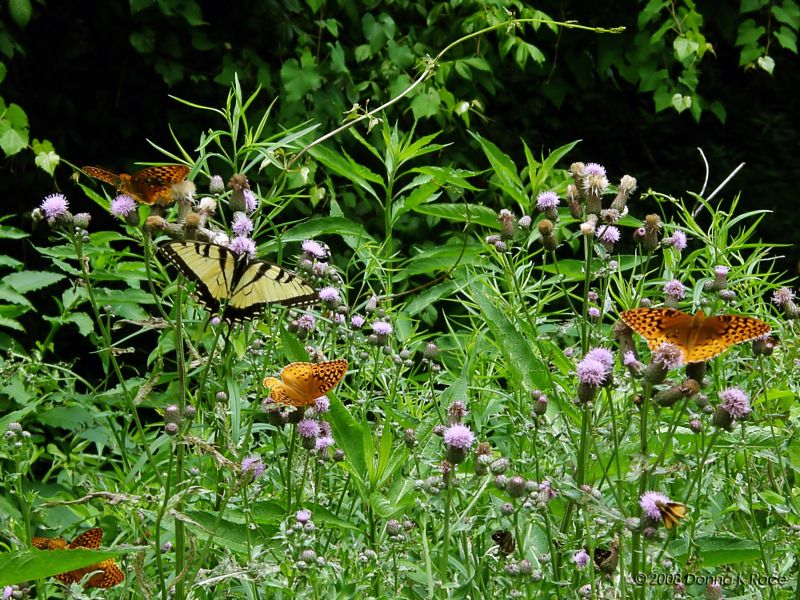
0 224 28 239
468 132 527 206
397 243 482 279
736 20 766 46
411 203 500 229
275 216 376 246
772 3 800 28
35 149 60 175
2 270 65 293
8 0 32 28
694 536 761 567
182 511 249 553
38 406 95 430
0 548 131 586
0 316 24 332
281 51 321 102
0 120 28 157
473 287 549 392
671 93 692 113
307 143 382 202
410 86 441 120
0 62 6 84
774 26 797 52
328 393 366 475
757 55 775 74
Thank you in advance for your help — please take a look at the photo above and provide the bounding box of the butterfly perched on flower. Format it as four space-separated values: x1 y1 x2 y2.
159 240 318 323
620 308 770 363
491 530 515 556
31 527 124 588
263 360 348 407
82 164 190 205
655 500 688 530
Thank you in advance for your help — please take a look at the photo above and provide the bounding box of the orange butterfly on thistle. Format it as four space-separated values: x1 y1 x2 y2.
82 164 190 205
263 360 348 407
31 527 124 588
620 307 770 364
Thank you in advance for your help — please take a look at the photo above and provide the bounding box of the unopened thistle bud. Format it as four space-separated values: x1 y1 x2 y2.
567 184 582 218
610 175 637 213
643 214 661 251
498 209 516 239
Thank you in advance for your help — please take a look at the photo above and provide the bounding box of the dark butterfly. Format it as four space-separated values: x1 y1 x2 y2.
491 530 515 556
656 500 688 530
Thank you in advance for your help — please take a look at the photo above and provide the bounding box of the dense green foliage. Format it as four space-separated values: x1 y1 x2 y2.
1 3 799 599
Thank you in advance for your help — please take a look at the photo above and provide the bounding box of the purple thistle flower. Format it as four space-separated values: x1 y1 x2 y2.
232 212 254 236
40 193 69 218
585 163 606 177
333 313 346 325
229 236 256 259
573 548 590 568
623 351 641 367
315 436 335 451
242 189 258 213
772 287 795 306
315 395 330 413
318 286 340 304
298 419 321 438
663 279 686 299
301 239 327 259
719 388 750 419
714 265 729 276
596 225 620 244
443 424 475 450
664 230 687 251
313 261 329 276
652 343 684 370
584 348 613 370
640 490 671 520
576 358 608 386
295 509 312 524
518 215 532 229
110 194 137 218
351 314 365 329
241 455 265 479
295 314 316 333
372 321 393 336
536 191 560 211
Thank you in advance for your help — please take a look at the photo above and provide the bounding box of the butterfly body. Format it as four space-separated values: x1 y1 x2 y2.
621 308 770 363
263 360 348 406
83 165 190 205
31 527 124 588
159 241 317 323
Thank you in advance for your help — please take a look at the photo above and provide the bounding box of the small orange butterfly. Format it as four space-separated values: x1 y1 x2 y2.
655 500 688 530
31 527 124 588
263 359 348 407
620 308 770 363
82 164 190 205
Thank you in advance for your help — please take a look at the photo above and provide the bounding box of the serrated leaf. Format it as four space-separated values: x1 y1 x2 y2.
2 270 65 294
35 150 60 175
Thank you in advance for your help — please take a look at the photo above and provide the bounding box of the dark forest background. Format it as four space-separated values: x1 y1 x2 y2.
2 0 798 277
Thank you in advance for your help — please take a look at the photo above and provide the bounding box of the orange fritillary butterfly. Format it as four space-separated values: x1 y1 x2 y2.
263 359 348 407
82 164 190 205
31 527 124 588
655 500 688 530
620 308 771 364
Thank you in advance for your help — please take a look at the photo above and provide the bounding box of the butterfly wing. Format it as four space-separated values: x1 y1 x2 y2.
160 241 317 323
85 560 125 588
686 314 771 363
159 241 237 319
129 165 190 204
69 527 103 549
621 308 693 350
82 166 121 187
265 360 348 407
491 530 515 555
657 501 687 530
227 258 318 322
32 536 68 550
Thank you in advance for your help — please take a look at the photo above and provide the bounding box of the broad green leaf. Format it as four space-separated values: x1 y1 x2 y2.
275 216 376 245
756 55 775 74
468 132 527 206
2 270 65 293
182 511 249 553
328 393 366 475
473 287 548 392
0 548 131 586
0 225 28 240
694 536 761 567
397 243 482 279
410 86 441 120
411 203 499 229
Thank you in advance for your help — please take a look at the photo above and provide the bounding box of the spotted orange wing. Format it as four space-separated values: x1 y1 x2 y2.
621 308 771 363
31 527 124 588
83 164 189 205
263 359 348 406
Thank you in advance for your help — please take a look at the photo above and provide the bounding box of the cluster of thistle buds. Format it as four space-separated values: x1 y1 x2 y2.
163 403 196 435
